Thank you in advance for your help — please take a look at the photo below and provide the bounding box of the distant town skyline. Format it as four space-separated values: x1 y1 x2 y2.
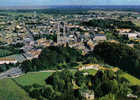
0 0 140 6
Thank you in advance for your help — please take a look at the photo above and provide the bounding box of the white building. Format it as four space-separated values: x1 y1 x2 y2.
78 64 99 71
128 33 138 39
94 34 107 41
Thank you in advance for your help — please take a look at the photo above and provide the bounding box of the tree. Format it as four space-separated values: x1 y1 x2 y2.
29 89 41 99
99 94 116 100
46 70 74 92
41 87 55 100
75 71 86 87
106 32 116 40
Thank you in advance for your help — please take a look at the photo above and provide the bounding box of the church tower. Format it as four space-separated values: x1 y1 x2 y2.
57 21 67 45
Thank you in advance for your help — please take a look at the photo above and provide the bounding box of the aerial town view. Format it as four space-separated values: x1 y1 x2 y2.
0 0 140 100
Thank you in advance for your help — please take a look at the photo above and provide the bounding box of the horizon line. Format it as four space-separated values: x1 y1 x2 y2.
1 5 140 7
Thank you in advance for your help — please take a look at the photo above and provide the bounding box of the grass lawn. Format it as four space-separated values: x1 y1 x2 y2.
0 79 33 100
121 73 140 86
14 72 53 86
86 69 98 75
0 12 34 16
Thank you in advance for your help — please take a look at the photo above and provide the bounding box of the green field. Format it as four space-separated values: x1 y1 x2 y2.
121 73 140 86
0 79 33 100
0 12 34 16
0 49 12 57
0 72 52 100
14 72 53 86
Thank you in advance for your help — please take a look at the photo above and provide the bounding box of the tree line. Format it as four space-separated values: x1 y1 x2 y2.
82 19 140 31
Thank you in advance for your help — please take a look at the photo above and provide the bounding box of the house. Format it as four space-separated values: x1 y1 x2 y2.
128 33 138 39
0 58 17 65
98 31 105 34
127 94 137 99
78 64 99 71
30 49 42 58
80 90 94 100
119 33 138 39
116 28 131 33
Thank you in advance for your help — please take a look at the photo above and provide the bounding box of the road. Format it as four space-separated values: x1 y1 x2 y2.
25 26 34 41
0 68 77 80
30 69 77 73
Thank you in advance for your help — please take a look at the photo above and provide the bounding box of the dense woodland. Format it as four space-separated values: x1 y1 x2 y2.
93 42 140 78
82 19 134 29
21 46 82 72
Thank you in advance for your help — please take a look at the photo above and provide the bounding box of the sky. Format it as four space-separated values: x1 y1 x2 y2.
0 0 140 6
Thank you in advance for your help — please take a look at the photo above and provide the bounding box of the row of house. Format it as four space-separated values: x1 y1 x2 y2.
0 58 17 65
0 49 42 65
